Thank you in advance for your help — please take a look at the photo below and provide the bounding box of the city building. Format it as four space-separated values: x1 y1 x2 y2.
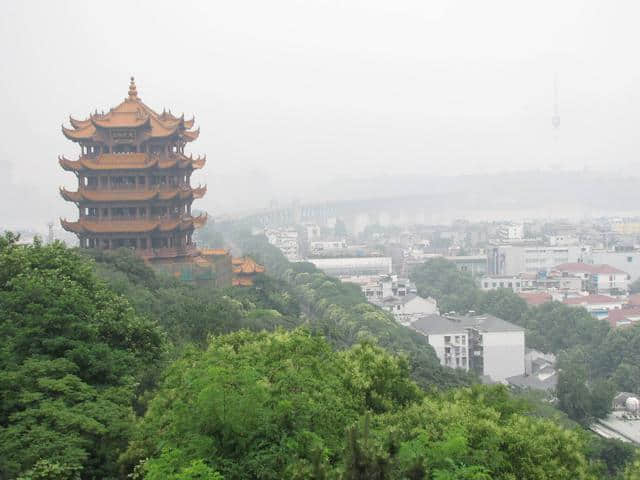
563 294 623 320
265 228 300 262
488 245 583 276
309 240 347 255
586 249 640 282
506 349 557 392
411 313 525 383
308 256 392 278
378 294 438 325
59 77 207 260
607 307 640 329
480 275 535 293
361 275 415 300
553 263 629 295
518 291 553 306
497 223 524 242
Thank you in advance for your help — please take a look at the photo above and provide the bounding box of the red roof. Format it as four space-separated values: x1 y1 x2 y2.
607 307 640 328
518 292 553 306
553 263 627 275
563 294 621 306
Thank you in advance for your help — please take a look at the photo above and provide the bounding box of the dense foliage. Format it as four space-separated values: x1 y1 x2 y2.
2 229 638 479
219 227 474 389
0 233 163 479
126 328 606 480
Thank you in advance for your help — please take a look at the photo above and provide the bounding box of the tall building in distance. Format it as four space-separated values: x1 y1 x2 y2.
59 77 207 261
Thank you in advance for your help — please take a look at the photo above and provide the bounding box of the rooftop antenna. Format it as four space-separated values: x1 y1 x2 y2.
47 222 54 245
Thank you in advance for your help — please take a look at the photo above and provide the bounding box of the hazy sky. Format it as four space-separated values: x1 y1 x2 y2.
1 0 640 229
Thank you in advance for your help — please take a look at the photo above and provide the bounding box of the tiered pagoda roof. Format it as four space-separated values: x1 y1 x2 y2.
59 185 207 203
232 256 266 286
62 78 199 143
60 214 207 234
58 153 206 172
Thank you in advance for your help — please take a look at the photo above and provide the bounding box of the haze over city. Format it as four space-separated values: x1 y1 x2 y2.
2 0 640 228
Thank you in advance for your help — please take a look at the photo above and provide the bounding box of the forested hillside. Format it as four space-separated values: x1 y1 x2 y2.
1 231 639 479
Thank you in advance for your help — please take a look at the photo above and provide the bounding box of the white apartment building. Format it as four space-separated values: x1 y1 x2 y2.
553 263 629 295
488 245 582 276
265 228 301 262
480 275 535 293
498 223 524 242
308 257 392 278
378 294 438 326
586 250 640 282
411 315 470 371
309 240 347 255
411 314 525 383
361 275 414 300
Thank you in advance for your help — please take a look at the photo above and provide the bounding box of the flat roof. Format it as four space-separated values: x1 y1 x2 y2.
411 313 524 335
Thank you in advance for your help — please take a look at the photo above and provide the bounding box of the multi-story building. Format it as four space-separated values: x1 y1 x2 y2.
563 294 623 320
59 77 207 259
480 275 535 293
497 223 524 242
361 275 414 299
265 227 300 262
411 313 525 383
378 294 439 326
308 256 392 278
586 249 640 282
488 245 582 276
553 263 629 295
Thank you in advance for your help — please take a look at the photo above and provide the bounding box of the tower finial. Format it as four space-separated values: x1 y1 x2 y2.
128 76 139 100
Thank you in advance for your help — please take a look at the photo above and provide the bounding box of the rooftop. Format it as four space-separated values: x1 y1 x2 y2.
411 313 524 335
563 294 621 306
62 77 199 143
554 262 627 275
518 291 553 306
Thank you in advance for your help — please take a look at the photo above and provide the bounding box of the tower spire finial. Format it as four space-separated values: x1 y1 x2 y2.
128 76 139 100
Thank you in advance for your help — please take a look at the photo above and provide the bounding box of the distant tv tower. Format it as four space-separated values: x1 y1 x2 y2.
552 74 560 130
47 222 54 245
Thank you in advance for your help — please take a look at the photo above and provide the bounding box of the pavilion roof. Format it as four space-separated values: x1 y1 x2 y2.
58 153 205 171
62 77 199 142
232 256 266 274
59 185 206 203
60 213 207 234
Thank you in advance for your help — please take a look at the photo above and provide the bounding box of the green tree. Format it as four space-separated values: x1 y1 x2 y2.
0 234 164 479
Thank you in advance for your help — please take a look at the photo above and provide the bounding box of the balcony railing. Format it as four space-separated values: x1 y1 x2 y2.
138 244 197 259
83 183 187 191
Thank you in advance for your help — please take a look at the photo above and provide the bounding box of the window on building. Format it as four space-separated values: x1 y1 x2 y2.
444 336 451 344
484 282 488 288
628 256 633 263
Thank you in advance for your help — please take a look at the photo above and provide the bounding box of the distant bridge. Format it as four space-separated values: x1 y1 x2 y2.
211 192 481 232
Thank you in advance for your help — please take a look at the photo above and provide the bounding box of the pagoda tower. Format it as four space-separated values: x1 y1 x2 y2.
59 77 207 260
